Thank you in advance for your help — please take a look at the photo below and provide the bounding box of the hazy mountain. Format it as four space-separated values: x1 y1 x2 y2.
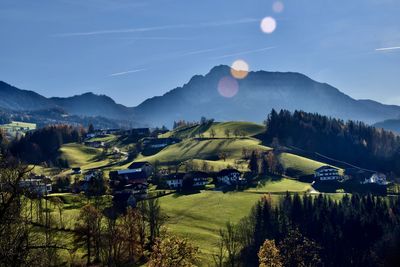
134 65 400 126
2 65 400 128
374 119 400 133
51 92 133 120
0 81 54 110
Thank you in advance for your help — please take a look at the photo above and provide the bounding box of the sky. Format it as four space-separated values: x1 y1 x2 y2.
0 0 399 107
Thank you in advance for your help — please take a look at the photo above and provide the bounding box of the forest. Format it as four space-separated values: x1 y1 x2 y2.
262 109 400 176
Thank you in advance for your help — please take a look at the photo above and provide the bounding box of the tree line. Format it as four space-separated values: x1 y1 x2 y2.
262 109 400 176
216 193 400 266
9 125 85 165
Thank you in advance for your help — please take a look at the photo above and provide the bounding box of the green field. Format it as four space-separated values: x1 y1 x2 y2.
159 191 268 263
138 138 271 166
279 152 342 176
59 143 111 170
160 121 265 139
246 177 312 193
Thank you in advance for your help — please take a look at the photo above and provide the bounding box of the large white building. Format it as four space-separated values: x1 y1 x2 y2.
314 166 340 181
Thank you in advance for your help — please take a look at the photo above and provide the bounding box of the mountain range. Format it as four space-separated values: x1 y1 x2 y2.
1 65 400 129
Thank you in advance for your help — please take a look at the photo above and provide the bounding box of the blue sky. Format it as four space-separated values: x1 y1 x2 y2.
1 0 399 106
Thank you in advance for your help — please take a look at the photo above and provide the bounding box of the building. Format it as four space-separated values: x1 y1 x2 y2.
363 173 388 185
128 161 154 177
164 173 185 189
71 167 81 175
0 121 36 139
19 176 52 196
187 171 210 187
109 169 149 194
314 166 340 181
216 169 243 185
84 141 105 148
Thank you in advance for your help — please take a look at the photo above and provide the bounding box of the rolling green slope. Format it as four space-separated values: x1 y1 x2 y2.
161 121 265 139
138 138 271 165
59 143 111 170
279 153 343 176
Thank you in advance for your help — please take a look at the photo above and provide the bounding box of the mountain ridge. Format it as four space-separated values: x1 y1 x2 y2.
1 65 400 128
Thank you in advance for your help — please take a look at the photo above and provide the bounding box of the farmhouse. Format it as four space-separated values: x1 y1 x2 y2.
84 141 105 148
128 161 154 177
19 175 52 196
186 171 210 187
71 167 81 175
216 169 242 185
164 173 185 189
144 137 180 149
363 173 388 185
314 165 340 181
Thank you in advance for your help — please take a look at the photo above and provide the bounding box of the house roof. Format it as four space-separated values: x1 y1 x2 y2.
164 173 185 180
110 170 148 181
315 165 338 172
128 161 152 169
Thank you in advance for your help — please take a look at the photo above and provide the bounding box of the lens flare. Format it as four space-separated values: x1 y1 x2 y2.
260 17 277 34
230 59 249 79
272 1 284 13
218 76 239 98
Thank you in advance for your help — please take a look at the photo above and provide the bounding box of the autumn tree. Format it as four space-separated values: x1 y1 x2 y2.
224 129 231 138
258 239 283 267
148 235 199 267
73 204 103 265
210 128 216 138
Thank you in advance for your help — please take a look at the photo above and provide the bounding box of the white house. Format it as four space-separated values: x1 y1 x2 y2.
314 166 340 181
19 177 52 196
164 173 184 189
217 169 242 185
363 173 388 185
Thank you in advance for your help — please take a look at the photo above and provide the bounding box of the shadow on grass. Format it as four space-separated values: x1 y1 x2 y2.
172 190 202 198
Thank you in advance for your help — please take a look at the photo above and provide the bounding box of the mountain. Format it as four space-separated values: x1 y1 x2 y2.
134 65 400 126
2 65 400 128
51 93 133 120
374 119 400 133
0 81 54 110
0 81 133 121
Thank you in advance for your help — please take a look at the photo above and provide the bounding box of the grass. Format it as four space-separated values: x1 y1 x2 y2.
160 121 265 139
137 138 271 165
159 191 271 264
246 177 312 193
59 143 111 170
279 152 343 176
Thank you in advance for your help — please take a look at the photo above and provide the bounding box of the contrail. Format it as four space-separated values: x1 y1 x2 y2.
375 46 400 51
109 68 147 77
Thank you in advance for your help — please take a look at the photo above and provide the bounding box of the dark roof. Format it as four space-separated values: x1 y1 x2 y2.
315 165 338 172
218 169 241 176
164 173 185 180
128 161 152 169
187 171 210 178
109 170 148 181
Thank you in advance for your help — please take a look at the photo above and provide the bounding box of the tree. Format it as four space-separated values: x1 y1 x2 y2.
139 198 165 246
224 129 231 138
219 222 242 267
210 128 216 138
234 129 240 138
88 123 95 133
148 235 199 267
50 197 64 228
73 204 103 265
258 240 283 267
279 228 321 267
248 151 258 174
218 152 228 162
121 207 143 262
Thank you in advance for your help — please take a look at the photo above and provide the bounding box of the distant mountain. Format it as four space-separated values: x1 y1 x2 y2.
51 93 133 120
0 81 133 121
374 119 400 133
0 81 54 110
134 65 400 126
2 65 400 128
